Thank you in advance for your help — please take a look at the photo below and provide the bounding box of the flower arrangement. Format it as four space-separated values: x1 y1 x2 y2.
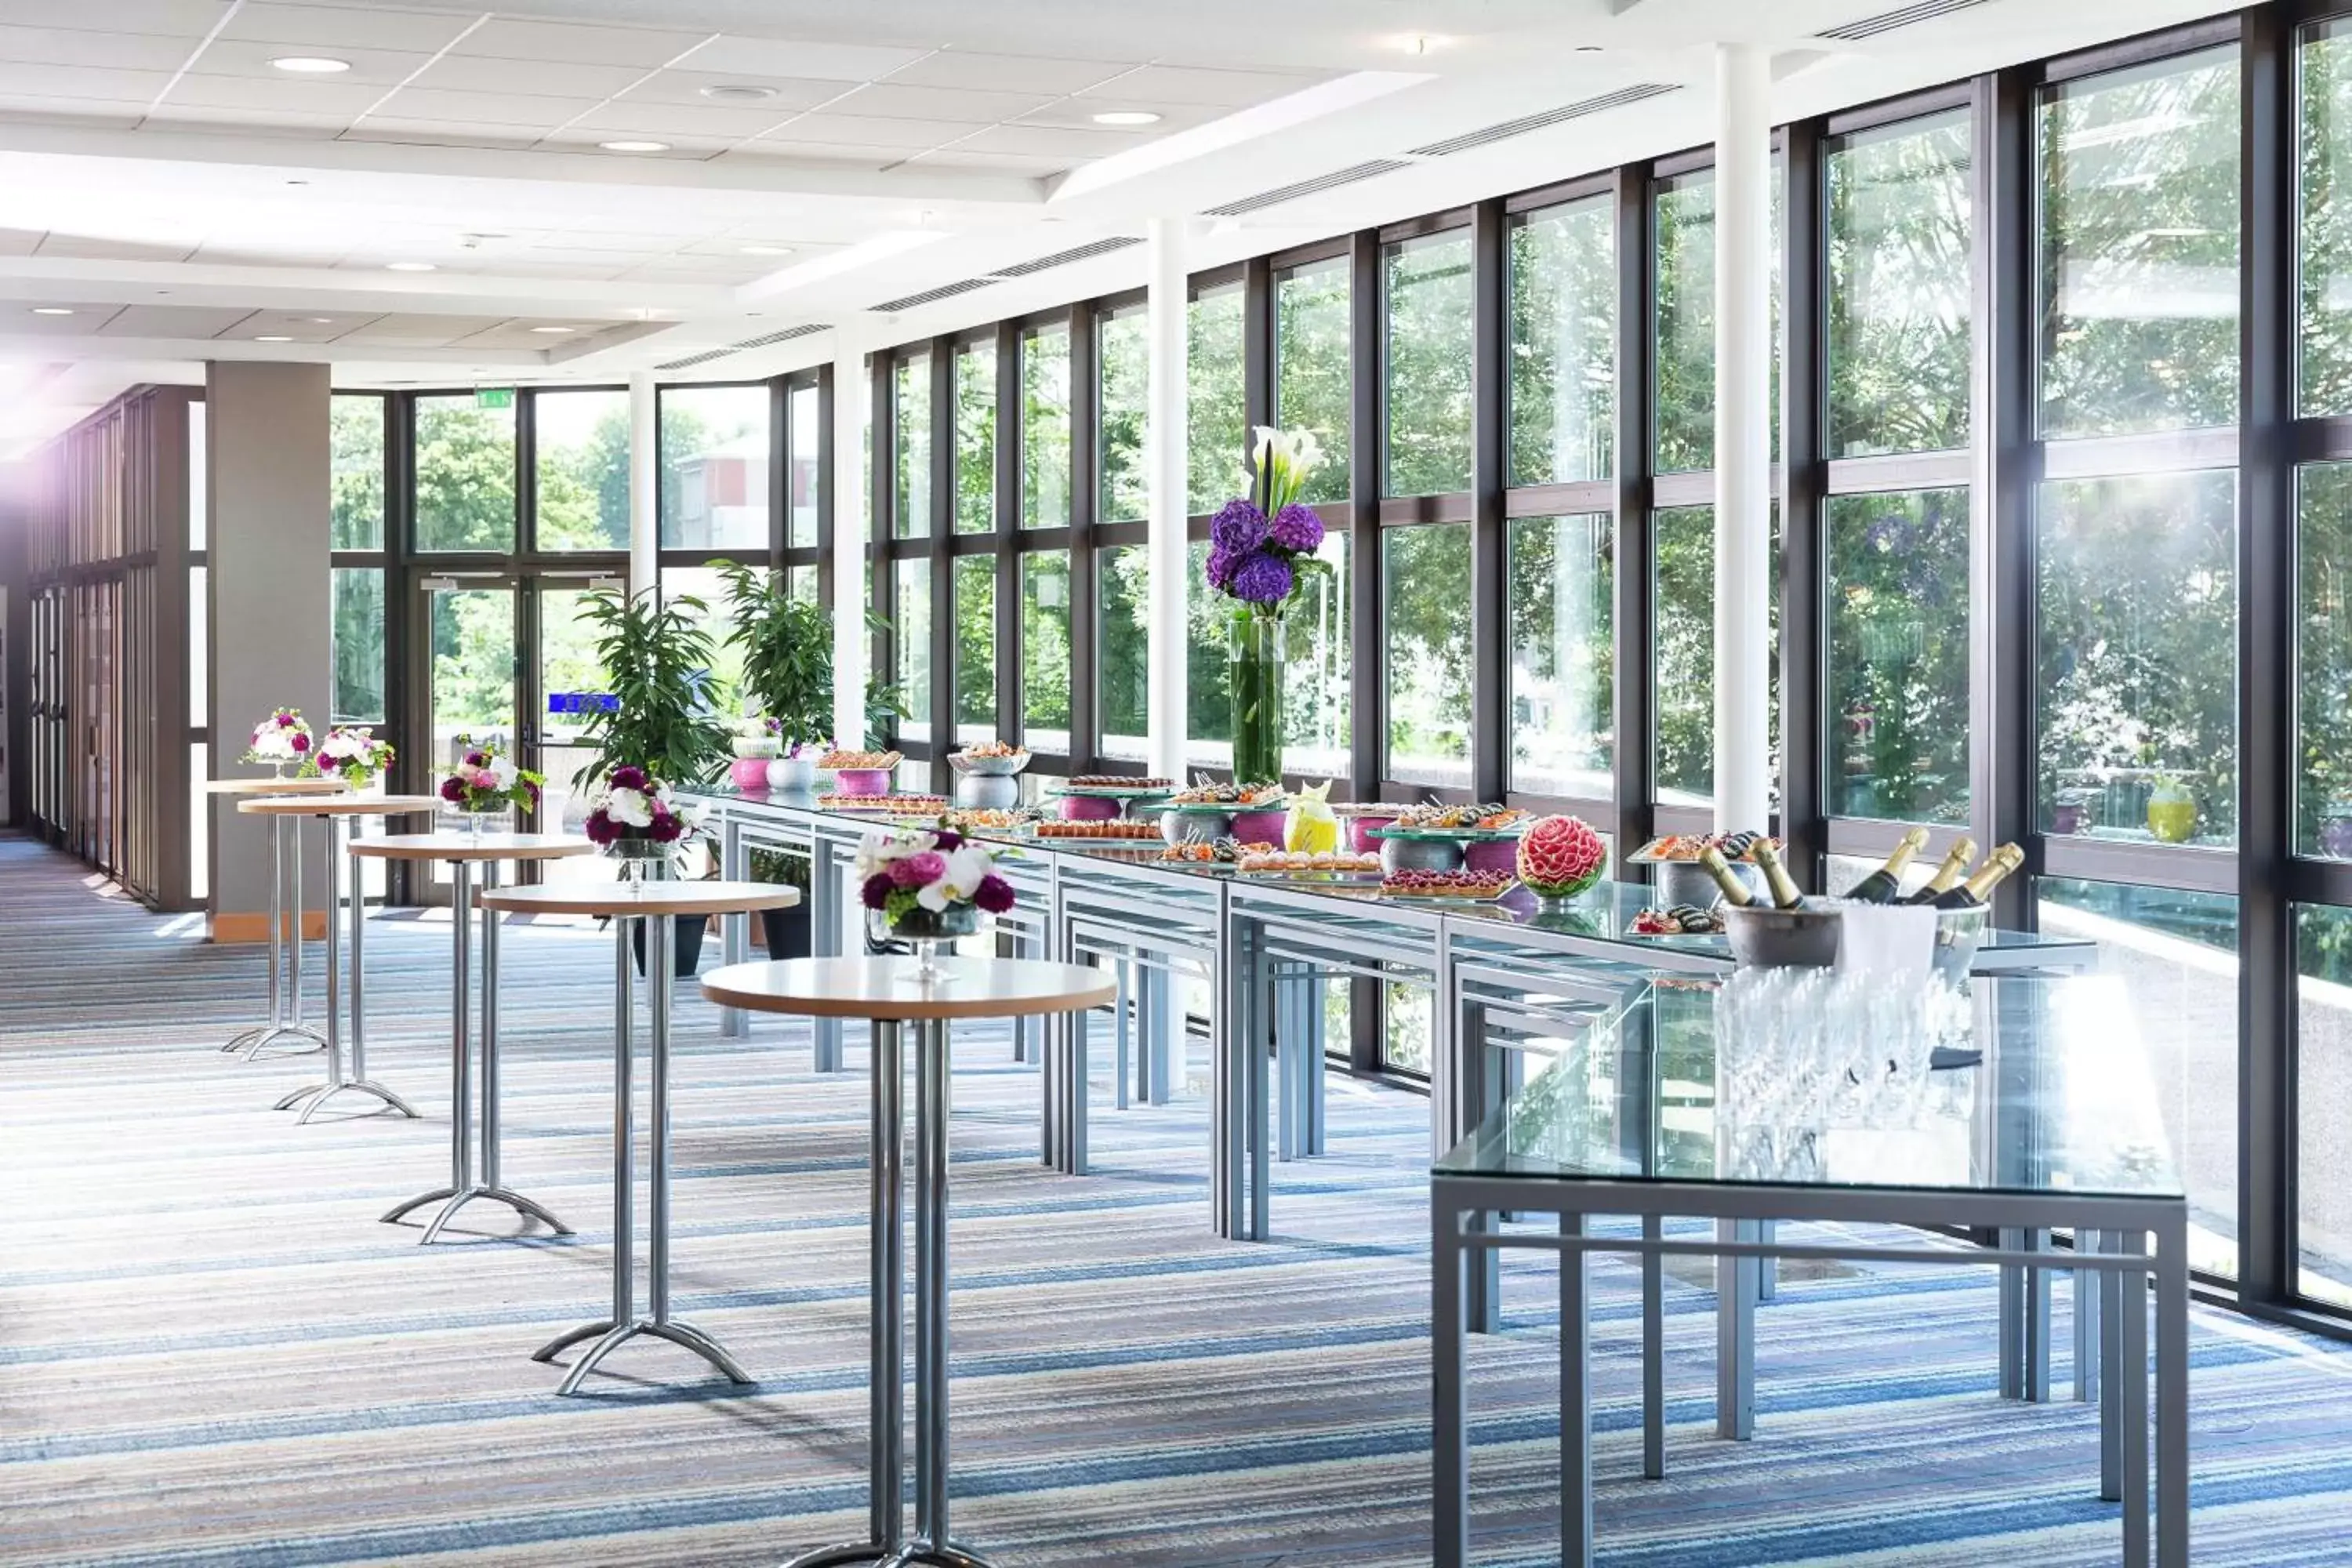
584 765 702 858
857 826 1016 941
243 708 314 771
437 735 541 815
1204 426 1331 786
314 727 394 787
732 717 783 760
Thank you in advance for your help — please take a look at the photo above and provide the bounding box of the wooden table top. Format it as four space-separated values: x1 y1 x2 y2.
700 956 1116 1022
203 776 349 797
238 794 444 817
476 880 802 917
349 832 597 863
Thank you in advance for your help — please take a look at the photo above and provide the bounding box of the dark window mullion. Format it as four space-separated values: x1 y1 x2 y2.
1780 116 1827 887
1613 162 1658 879
996 325 1022 751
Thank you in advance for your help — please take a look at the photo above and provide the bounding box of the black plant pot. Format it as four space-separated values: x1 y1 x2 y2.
630 912 708 979
759 900 813 960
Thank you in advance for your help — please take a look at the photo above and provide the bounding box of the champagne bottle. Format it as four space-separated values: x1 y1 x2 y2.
1931 843 2024 909
1903 836 1977 905
1696 845 1756 908
1843 826 1929 903
1751 839 1805 910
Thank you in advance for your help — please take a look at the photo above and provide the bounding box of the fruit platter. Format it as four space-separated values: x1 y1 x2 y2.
942 807 1036 833
1377 801 1529 837
1036 818 1163 840
1159 837 1269 868
948 740 1030 778
1157 779 1288 848
1627 830 1776 864
1378 866 1519 902
1237 848 1382 877
1629 904 1727 936
1367 803 1528 876
817 792 948 814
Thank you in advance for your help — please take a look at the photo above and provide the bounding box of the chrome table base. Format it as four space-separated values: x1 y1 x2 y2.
276 815 418 1123
787 1018 996 1568
222 813 328 1059
382 858 570 1243
536 908 750 1395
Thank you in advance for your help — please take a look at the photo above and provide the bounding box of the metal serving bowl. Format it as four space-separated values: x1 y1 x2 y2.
953 773 1021 811
1160 805 1234 845
1376 833 1465 876
1722 904 1845 969
1657 858 1762 911
949 750 1030 778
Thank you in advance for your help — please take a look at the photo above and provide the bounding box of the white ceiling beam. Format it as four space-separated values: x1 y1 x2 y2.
0 256 731 317
0 334 555 367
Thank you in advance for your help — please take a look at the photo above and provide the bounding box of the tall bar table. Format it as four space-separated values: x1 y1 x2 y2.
351 831 595 1244
478 878 802 1396
701 956 1116 1568
237 793 441 1121
205 775 348 1056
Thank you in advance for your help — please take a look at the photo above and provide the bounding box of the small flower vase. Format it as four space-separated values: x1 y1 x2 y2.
446 803 514 840
769 755 817 792
605 837 675 881
1227 603 1285 788
872 901 980 982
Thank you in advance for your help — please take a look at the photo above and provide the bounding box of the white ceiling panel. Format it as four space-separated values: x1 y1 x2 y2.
538 130 735 158
720 140 899 170
671 35 929 84
755 113 973 149
336 118 550 150
954 122 1146 158
563 100 800 140
887 52 1136 96
0 24 204 71
0 227 40 254
1014 98 1225 132
160 73 387 114
405 53 650 100
0 100 146 126
236 308 386 342
217 2 479 53
0 62 173 100
906 148 1072 177
531 230 684 254
833 83 1058 124
142 107 349 136
0 0 225 36
35 234 197 261
454 17 711 70
99 303 258 336
1071 64 1322 106
4 303 121 333
182 38 434 85
368 86 606 129
618 68 845 112
337 313 510 344
189 245 349 267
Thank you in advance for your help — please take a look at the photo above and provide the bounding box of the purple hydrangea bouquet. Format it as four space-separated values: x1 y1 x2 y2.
1206 426 1327 786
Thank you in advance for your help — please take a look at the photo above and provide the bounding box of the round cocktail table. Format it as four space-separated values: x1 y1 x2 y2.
700 956 1116 1568
350 831 596 1244
238 794 441 1120
477 878 804 1396
205 775 348 1056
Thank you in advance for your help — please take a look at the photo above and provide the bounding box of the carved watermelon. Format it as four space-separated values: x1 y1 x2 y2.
1518 814 1606 898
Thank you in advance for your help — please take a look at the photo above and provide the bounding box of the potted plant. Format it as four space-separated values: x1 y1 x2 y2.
748 844 814 959
713 561 835 789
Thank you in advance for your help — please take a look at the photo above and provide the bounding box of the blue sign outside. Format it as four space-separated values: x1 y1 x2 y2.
548 692 619 715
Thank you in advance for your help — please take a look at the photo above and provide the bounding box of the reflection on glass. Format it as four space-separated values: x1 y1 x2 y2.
2038 877 2240 1279
429 586 514 758
1023 325 1071 528
2037 470 2238 845
1186 539 1231 764
1276 257 1350 504
533 388 630 550
1828 111 1972 457
331 568 384 724
1384 230 1474 496
1509 196 1615 486
1828 489 1969 823
1653 169 1780 472
2298 463 2352 855
659 384 769 550
1287 530 1350 780
2037 45 2240 437
1190 286 1246 514
1508 514 1612 798
415 395 515 551
1098 545 1149 759
537 586 618 883
1385 523 1472 786
1022 551 1071 752
953 554 994 743
955 343 994 534
788 564 817 604
1654 505 1715 804
789 383 820 548
659 566 745 717
895 354 931 538
2294 905 2352 1308
1098 310 1149 522
331 394 384 550
188 565 206 728
895 557 932 743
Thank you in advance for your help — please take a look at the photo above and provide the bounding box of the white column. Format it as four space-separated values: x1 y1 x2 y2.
627 369 657 601
831 325 870 749
1145 216 1190 782
1712 43 1773 836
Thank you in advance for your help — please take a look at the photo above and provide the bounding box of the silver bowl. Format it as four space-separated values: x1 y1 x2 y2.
1377 833 1465 875
953 774 1021 811
1160 806 1233 846
1722 904 1844 968
949 750 1030 778
1657 859 1762 910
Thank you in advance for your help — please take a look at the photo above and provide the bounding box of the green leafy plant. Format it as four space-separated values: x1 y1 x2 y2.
712 560 833 747
572 590 731 790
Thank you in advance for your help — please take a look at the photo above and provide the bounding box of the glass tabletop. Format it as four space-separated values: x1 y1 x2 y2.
1437 971 2181 1200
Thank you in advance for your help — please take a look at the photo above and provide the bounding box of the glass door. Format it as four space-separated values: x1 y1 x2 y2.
531 578 621 886
417 574 515 895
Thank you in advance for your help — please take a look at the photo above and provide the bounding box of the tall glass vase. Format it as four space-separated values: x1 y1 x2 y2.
1228 604 1286 786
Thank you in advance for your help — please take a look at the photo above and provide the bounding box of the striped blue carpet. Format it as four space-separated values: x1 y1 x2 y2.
3 834 2350 1566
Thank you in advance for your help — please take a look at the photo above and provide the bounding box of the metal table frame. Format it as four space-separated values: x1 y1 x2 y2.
273 810 420 1122
221 811 329 1059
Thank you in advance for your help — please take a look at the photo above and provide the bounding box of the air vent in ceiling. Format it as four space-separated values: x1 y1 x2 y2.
731 322 830 352
869 277 999 314
655 347 737 372
990 235 1142 278
1405 82 1679 160
1817 0 1991 42
1205 159 1414 219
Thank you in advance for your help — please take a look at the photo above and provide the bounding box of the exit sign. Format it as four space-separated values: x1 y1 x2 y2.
475 387 515 409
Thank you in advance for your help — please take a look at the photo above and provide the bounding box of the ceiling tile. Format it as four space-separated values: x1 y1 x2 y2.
455 17 712 70
405 53 648 100
886 52 1134 96
0 1 226 36
532 230 684 255
720 140 898 171
0 24 203 71
366 86 604 129
1073 64 1319 106
218 2 477 53
1014 98 1223 132
184 245 345 267
5 304 118 334
0 62 173 100
99 304 255 336
337 313 509 345
563 100 796 140
538 130 735 158
905 148 1072 178
183 38 432 85
161 73 386 114
35 234 197 261
0 227 42 255
143 106 350 136
670 35 927 84
953 122 1145 158
335 118 548 150
232 307 384 343
617 68 844 113
0 100 146 127
756 112 971 150
830 82 1056 124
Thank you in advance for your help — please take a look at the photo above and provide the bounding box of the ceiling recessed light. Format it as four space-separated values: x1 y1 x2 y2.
1392 34 1443 55
598 140 670 154
307 317 334 324
270 56 350 74
739 243 796 256
30 307 74 316
386 261 436 272
699 83 777 103
253 334 293 342
529 325 575 334
1091 110 1162 127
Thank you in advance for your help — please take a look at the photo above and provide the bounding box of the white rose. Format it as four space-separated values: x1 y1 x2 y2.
607 786 652 827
